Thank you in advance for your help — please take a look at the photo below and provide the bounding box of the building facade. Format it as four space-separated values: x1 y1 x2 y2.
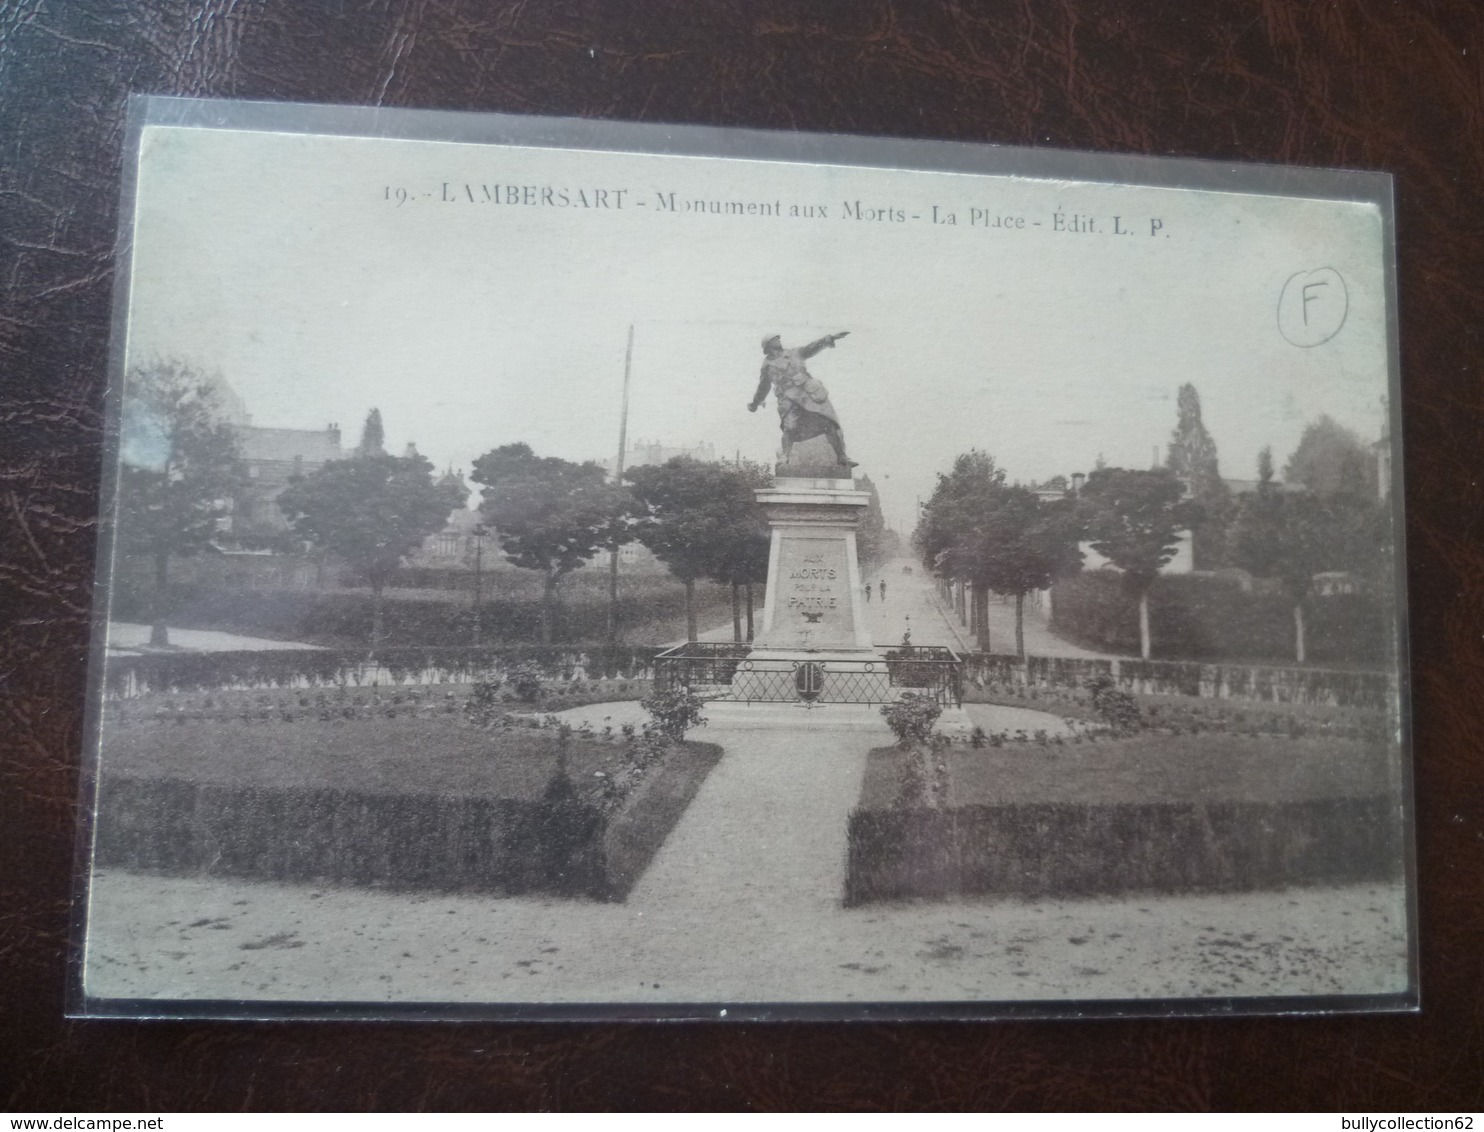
223 423 345 545
600 438 718 480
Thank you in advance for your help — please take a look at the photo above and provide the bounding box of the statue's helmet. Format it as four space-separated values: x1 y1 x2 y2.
761 334 782 353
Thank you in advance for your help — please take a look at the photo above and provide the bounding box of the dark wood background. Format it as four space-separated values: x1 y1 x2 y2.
3 0 1482 1112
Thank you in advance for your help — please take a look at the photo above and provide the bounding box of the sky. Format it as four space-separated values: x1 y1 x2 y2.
123 124 1392 533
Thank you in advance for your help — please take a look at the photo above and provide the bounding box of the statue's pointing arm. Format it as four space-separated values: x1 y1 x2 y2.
799 331 850 359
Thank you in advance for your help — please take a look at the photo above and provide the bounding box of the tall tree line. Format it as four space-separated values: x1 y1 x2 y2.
914 451 1085 657
914 388 1389 662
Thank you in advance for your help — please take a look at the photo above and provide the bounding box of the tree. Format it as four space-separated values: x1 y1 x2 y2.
115 359 245 646
914 450 1007 649
1263 492 1326 664
727 527 772 642
1229 447 1284 579
970 486 1083 658
1234 452 1386 662
471 443 633 644
1166 385 1220 484
1165 383 1233 568
916 453 1081 657
1271 493 1376 662
1079 466 1195 659
855 473 895 572
707 461 773 643
915 450 1005 576
626 457 754 642
278 441 461 650
358 408 385 456
1284 414 1379 499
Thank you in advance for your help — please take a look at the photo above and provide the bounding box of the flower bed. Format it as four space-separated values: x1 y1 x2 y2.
104 679 652 725
103 645 662 698
962 681 1391 743
960 652 1394 709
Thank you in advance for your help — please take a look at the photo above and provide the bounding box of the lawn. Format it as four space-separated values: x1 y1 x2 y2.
859 731 1396 810
102 714 637 799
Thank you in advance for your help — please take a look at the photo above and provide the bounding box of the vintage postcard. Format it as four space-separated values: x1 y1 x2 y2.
73 97 1413 1019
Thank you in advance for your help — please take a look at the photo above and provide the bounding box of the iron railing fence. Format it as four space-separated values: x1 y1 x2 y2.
653 643 961 708
652 641 751 693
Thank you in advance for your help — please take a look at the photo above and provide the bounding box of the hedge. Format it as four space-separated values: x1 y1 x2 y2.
1050 570 1391 665
95 777 607 896
844 796 1402 904
93 741 723 900
108 575 737 648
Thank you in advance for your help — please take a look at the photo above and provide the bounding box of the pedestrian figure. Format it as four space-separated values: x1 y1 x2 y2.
879 579 887 602
864 582 872 603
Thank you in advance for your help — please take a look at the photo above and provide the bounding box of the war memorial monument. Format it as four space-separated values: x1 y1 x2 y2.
728 331 898 706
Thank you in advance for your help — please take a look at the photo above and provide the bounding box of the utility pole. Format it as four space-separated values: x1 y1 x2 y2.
608 324 634 644
471 523 488 647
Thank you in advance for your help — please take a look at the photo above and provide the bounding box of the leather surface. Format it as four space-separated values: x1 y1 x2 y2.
3 0 1482 1111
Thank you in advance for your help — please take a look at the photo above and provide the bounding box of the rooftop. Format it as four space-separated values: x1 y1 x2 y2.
235 425 343 465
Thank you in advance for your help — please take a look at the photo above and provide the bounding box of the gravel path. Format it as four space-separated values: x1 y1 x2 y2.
83 866 1408 1007
83 717 1409 1008
683 555 1111 659
107 622 323 654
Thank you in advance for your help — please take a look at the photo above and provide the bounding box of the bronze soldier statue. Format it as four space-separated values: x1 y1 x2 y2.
748 331 855 467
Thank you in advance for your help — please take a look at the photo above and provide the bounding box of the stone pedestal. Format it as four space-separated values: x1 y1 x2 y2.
753 474 871 651
730 470 890 703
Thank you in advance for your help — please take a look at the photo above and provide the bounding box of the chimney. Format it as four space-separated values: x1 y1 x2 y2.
1071 472 1085 495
